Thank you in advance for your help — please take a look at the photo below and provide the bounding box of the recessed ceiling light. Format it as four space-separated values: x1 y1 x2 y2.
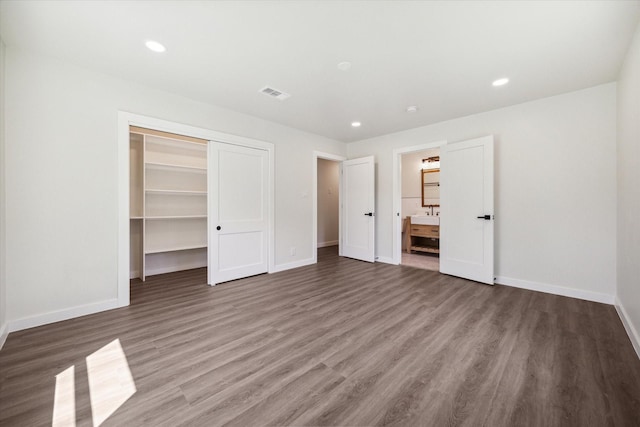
145 40 166 53
351 121 361 127
337 61 352 71
406 106 419 113
492 77 509 87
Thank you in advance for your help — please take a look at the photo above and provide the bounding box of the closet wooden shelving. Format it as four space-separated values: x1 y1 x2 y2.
129 127 208 281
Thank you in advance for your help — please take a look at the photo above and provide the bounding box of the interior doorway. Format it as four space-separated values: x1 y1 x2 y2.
312 151 346 264
392 140 446 267
400 148 441 271
317 158 340 252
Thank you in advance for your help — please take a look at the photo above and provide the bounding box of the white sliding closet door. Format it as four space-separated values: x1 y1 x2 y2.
208 142 269 285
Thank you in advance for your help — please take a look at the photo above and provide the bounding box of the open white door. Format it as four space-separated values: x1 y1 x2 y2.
208 142 269 284
440 135 494 284
341 156 375 262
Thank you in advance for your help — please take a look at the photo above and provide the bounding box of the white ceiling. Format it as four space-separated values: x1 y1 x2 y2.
1 1 639 142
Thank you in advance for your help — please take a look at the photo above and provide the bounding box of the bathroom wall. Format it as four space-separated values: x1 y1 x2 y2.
401 149 439 218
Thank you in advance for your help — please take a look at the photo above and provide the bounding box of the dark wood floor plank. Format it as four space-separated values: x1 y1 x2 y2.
1 246 639 427
222 362 345 427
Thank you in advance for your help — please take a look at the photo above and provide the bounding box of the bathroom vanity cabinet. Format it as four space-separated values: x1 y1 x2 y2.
404 218 440 254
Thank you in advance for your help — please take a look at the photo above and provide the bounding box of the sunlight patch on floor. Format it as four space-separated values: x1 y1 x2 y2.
52 365 76 427
86 339 137 427
52 339 136 426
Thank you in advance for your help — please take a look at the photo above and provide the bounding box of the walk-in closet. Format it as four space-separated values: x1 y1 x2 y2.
129 127 208 281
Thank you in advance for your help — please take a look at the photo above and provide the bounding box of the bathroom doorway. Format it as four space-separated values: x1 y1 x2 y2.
391 140 446 269
400 148 441 271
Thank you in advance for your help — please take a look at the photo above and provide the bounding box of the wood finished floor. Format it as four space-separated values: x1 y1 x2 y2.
1 247 640 426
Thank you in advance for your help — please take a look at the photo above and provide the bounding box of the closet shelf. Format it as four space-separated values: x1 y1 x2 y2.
145 244 207 254
145 189 207 196
145 161 207 173
130 216 143 220
146 215 207 220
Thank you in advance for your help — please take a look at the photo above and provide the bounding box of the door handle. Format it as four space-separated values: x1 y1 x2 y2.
476 215 492 220
364 212 373 216
216 226 221 230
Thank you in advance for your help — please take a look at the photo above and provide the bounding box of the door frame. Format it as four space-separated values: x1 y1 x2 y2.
312 151 346 264
391 140 447 265
117 112 275 306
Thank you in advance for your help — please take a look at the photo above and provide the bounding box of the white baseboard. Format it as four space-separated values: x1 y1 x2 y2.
317 240 338 248
129 270 140 279
272 257 315 273
376 256 398 265
145 262 207 277
615 298 640 361
8 298 120 333
495 276 614 305
0 322 8 350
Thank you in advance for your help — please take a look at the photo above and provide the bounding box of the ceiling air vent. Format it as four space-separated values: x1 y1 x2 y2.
259 86 291 101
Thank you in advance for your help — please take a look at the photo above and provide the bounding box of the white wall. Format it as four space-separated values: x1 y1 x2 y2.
348 83 617 302
0 39 7 345
616 20 640 356
4 48 345 325
317 158 339 247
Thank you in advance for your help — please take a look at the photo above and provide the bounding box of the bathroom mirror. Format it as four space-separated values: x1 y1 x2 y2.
422 166 440 207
